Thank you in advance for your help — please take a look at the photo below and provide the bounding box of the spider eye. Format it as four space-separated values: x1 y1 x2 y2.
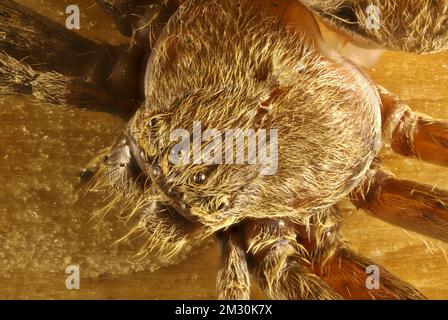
150 118 159 127
152 165 162 178
193 172 207 184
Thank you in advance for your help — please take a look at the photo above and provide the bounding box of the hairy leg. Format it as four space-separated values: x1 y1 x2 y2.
303 0 448 53
351 166 448 243
96 0 182 99
240 219 342 300
379 86 448 167
114 200 205 268
361 86 448 242
0 52 134 111
97 0 150 37
216 228 251 300
0 0 140 115
315 245 427 299
97 0 181 46
290 206 425 299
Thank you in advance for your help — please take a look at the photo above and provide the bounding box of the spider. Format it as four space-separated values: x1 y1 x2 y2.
1 0 448 300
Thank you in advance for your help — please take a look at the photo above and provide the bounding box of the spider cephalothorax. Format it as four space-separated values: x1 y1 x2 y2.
2 0 448 299
94 0 381 262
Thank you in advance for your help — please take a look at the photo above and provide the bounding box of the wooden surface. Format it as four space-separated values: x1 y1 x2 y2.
1 0 448 299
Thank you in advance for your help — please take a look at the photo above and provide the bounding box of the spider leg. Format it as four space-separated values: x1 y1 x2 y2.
121 201 205 268
351 167 448 243
304 0 448 53
216 228 251 300
0 0 140 115
379 86 448 167
240 219 343 300
289 207 425 299
96 0 148 37
0 52 133 113
315 245 427 299
96 0 181 48
95 0 181 96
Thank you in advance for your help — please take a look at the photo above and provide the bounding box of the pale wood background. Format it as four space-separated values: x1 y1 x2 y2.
0 0 447 299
